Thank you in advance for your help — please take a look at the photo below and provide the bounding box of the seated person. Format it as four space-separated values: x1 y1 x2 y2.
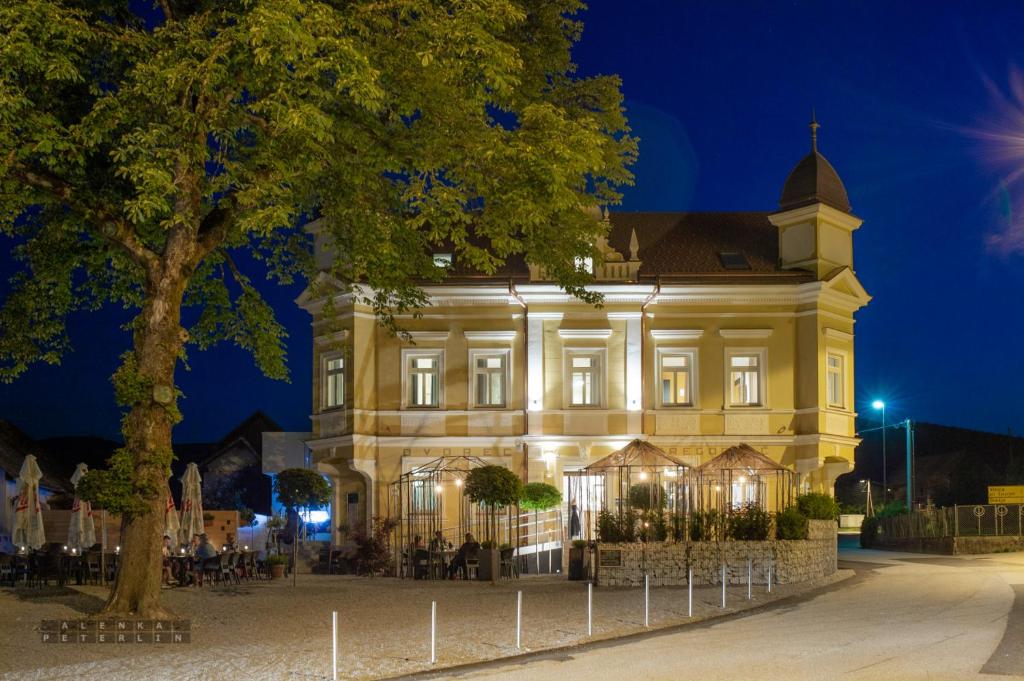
429 530 448 553
447 533 481 580
193 534 219 585
161 535 177 586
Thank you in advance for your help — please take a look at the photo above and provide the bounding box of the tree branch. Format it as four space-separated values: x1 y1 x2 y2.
9 162 160 273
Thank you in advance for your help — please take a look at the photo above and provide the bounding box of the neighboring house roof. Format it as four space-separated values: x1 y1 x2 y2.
0 421 72 492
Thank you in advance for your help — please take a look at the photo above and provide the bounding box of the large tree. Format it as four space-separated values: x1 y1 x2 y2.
0 0 634 616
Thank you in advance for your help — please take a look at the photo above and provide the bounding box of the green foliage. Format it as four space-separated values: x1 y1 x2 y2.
481 540 495 550
352 517 397 577
266 515 286 530
520 482 562 511
596 509 637 543
628 483 665 511
75 448 150 517
571 539 588 549
0 0 636 384
860 516 881 548
776 506 809 540
238 507 257 528
464 466 523 509
876 501 908 518
689 509 723 542
726 504 772 541
274 468 332 511
796 493 840 520
266 554 289 567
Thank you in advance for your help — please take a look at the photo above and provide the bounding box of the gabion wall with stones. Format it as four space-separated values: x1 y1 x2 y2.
594 520 837 587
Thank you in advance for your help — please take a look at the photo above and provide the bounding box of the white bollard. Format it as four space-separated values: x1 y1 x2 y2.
688 568 693 617
767 558 773 593
516 590 522 650
587 582 593 636
747 559 752 600
430 601 437 664
644 573 650 627
720 564 726 608
331 611 338 681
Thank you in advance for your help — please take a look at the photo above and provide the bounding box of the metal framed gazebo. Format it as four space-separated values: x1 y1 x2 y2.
388 456 522 577
692 444 796 515
567 439 690 542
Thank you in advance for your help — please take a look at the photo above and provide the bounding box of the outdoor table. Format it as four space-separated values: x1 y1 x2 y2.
61 554 85 585
169 555 192 585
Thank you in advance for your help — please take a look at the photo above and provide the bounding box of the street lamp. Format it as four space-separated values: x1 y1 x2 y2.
872 401 886 501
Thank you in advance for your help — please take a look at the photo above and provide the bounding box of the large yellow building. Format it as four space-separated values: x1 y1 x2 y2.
298 126 871 544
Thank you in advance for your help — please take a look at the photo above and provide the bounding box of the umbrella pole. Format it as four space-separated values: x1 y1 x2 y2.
101 510 107 585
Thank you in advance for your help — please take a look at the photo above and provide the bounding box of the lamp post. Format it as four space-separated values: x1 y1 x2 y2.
872 401 886 501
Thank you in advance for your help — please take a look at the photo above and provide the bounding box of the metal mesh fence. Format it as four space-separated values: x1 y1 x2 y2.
878 505 1024 538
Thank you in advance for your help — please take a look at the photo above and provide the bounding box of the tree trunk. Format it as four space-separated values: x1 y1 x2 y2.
101 257 190 618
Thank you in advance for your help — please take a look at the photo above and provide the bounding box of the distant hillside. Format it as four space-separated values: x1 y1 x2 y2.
839 420 1024 506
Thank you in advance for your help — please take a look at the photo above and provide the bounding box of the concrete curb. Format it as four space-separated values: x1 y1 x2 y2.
377 568 862 681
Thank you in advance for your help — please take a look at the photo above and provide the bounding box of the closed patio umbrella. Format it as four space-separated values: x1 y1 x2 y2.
164 486 181 542
67 463 96 551
178 463 204 545
13 455 45 550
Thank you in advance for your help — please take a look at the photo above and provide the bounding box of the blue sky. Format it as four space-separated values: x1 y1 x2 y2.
2 1 1024 441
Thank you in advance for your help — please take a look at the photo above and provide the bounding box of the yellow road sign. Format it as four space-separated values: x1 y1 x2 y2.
988 485 1024 504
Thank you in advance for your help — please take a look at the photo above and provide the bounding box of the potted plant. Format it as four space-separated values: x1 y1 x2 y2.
520 482 562 574
267 554 289 580
273 469 332 586
568 539 589 581
464 465 522 582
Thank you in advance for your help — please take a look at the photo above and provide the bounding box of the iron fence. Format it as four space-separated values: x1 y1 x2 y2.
878 504 1024 539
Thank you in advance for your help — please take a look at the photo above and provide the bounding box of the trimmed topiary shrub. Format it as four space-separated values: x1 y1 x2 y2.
776 506 809 539
796 493 840 520
520 482 562 511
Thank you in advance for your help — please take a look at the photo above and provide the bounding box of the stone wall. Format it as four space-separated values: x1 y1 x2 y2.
595 520 837 587
872 534 1024 555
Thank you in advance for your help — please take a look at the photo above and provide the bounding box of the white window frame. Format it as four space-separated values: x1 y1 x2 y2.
724 348 767 408
563 348 606 408
826 350 847 410
655 348 698 408
321 352 345 411
401 349 445 409
468 348 511 409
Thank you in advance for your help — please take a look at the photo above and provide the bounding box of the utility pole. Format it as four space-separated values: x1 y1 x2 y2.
905 419 914 510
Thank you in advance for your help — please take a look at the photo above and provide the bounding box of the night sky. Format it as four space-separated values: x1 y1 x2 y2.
3 1 1024 443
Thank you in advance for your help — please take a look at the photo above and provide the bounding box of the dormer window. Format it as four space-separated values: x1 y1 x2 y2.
433 253 453 268
719 251 750 270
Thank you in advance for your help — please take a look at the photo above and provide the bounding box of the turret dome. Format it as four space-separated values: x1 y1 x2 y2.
778 117 851 213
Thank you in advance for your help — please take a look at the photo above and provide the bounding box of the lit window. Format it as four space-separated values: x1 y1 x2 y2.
407 353 441 408
433 253 452 268
827 353 844 408
569 353 601 406
324 356 344 409
728 353 762 406
659 352 694 406
473 353 506 407
575 256 594 274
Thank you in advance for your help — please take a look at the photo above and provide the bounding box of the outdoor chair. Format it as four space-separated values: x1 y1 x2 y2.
84 551 102 585
0 554 13 586
413 549 430 580
246 552 262 580
464 547 480 580
500 548 518 579
218 552 237 585
199 556 220 587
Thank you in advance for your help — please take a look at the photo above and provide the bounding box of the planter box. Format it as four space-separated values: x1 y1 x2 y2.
568 547 586 580
477 548 501 582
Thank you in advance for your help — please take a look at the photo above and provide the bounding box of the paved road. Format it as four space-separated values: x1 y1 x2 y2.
444 547 1024 681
